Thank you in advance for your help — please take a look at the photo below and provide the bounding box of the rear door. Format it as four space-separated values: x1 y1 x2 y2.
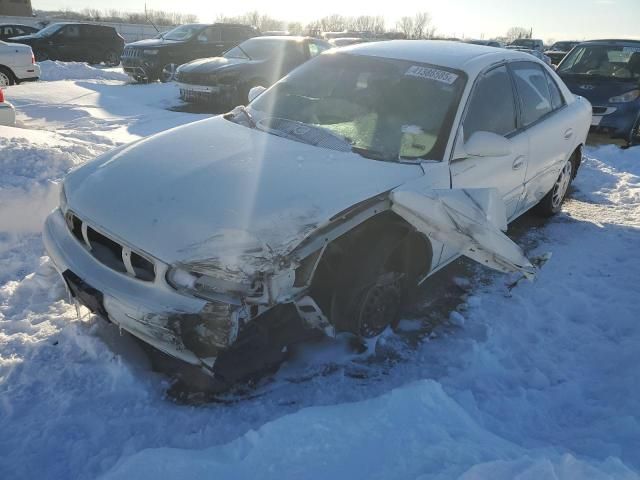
509 61 574 213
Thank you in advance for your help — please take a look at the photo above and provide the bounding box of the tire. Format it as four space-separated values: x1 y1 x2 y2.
328 230 413 337
629 114 640 147
160 63 178 83
0 67 15 87
534 159 574 217
104 50 120 67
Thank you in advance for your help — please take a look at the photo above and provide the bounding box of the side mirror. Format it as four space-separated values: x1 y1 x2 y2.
460 131 512 158
247 85 266 103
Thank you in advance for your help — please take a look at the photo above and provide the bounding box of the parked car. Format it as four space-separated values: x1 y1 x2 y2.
509 38 544 52
121 23 258 83
545 41 579 65
506 46 552 66
557 39 640 145
0 88 16 126
44 41 591 386
466 39 502 48
0 40 40 86
9 22 124 66
176 36 331 107
0 24 39 42
330 37 367 47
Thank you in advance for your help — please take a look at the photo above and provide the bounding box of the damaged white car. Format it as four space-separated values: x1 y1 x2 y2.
44 41 591 385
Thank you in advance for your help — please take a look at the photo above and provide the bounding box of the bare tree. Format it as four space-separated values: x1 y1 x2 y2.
395 12 435 39
505 27 531 42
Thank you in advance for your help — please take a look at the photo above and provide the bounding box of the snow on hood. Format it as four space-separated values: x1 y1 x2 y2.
64 116 422 269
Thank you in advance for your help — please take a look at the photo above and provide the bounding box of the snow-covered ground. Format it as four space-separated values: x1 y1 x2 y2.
1 63 639 480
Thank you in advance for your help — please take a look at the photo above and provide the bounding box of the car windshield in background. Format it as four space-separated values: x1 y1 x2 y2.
162 24 204 41
35 24 63 37
248 53 466 162
558 44 640 79
225 38 294 60
511 39 536 48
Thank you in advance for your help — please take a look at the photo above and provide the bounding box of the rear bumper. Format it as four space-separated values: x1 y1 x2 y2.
12 63 40 81
590 101 640 140
0 102 16 126
43 208 242 369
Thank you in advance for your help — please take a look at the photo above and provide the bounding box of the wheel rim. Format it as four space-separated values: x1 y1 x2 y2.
0 71 10 86
161 64 177 82
551 161 573 209
356 273 403 338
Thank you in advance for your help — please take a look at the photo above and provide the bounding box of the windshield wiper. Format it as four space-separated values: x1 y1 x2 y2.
351 146 396 162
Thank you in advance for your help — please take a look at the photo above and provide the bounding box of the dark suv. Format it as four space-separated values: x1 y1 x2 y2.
121 23 259 83
9 23 125 66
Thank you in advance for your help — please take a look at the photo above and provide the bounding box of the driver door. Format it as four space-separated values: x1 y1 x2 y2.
451 64 528 220
54 25 83 61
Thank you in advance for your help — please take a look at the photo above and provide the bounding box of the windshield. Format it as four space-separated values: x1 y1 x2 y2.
225 38 297 60
35 23 63 37
247 53 466 161
558 44 640 80
552 42 576 51
162 24 204 41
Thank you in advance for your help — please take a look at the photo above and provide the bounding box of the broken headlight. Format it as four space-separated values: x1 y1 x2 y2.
166 267 255 300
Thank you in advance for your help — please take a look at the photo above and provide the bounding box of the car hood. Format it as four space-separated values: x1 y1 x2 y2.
126 38 185 48
559 74 640 104
178 57 252 74
65 116 422 270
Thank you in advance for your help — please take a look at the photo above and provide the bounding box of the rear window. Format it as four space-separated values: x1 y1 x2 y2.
511 62 553 127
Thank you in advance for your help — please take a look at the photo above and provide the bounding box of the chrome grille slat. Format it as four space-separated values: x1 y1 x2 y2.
67 213 156 282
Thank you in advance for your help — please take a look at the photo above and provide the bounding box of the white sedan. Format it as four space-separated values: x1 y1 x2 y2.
0 40 40 86
0 88 15 125
44 41 591 385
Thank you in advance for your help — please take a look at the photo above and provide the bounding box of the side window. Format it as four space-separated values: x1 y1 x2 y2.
463 65 517 142
221 26 248 43
2 26 13 36
544 70 565 110
197 27 221 43
511 62 553 127
61 25 81 39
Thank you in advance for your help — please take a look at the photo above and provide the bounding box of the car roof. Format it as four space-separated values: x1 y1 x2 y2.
340 40 537 75
576 39 640 46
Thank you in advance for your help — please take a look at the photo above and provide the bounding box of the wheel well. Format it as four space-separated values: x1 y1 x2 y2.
570 144 583 179
308 210 433 312
0 65 15 79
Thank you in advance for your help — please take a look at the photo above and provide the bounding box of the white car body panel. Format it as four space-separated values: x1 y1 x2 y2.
0 99 15 126
0 40 40 81
44 41 592 369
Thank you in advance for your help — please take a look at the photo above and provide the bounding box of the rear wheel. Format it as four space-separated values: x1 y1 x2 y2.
0 67 15 87
535 159 574 217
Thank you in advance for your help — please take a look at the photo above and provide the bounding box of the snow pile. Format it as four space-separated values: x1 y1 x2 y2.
1 63 639 479
38 60 129 82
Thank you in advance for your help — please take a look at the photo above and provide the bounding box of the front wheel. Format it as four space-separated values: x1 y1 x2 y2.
160 63 178 83
534 159 574 217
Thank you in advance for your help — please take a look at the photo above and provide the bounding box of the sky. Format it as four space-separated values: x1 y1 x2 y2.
32 0 639 41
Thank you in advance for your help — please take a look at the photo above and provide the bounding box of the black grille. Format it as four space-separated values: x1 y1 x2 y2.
122 47 143 58
66 212 156 282
592 106 607 115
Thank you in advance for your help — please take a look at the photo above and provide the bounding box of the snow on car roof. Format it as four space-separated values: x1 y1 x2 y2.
341 40 535 75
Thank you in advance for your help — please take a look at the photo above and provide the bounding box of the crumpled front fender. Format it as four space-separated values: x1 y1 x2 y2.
390 187 536 280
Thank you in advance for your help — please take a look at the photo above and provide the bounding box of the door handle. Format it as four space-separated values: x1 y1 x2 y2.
564 128 573 139
512 156 525 171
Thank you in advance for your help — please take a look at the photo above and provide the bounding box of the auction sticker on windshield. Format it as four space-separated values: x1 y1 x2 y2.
405 65 459 84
